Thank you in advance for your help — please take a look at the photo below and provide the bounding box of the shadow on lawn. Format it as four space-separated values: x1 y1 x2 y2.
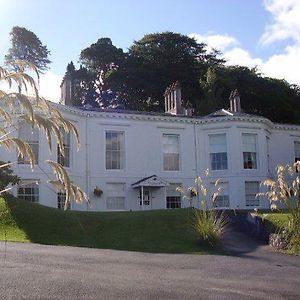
4 196 223 254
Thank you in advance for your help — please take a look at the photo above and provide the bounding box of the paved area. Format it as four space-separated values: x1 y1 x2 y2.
0 238 299 300
222 226 270 256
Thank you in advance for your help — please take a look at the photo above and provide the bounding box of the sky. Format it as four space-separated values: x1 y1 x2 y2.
0 0 299 102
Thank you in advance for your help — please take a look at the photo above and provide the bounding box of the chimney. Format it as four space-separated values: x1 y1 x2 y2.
164 81 193 116
60 73 73 106
229 89 241 113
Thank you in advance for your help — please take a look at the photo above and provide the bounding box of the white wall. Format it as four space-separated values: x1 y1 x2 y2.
2 104 300 211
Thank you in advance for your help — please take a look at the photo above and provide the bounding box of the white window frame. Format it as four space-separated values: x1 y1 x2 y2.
162 134 180 171
242 133 258 169
17 180 39 203
106 183 126 210
18 123 39 165
166 183 182 209
245 181 260 207
106 197 125 210
57 192 70 210
214 195 230 208
294 141 300 162
212 182 230 208
105 131 125 170
57 130 71 168
209 133 228 171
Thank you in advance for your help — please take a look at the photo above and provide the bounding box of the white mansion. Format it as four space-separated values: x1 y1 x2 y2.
3 83 300 211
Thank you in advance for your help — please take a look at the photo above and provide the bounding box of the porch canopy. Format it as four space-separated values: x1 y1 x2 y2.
131 175 169 209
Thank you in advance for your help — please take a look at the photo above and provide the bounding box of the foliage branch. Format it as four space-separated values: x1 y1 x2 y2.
0 60 87 208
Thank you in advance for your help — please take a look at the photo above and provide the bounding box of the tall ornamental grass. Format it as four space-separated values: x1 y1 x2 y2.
177 172 228 247
259 162 300 252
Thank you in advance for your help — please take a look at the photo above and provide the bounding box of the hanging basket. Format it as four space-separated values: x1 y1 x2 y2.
93 186 103 197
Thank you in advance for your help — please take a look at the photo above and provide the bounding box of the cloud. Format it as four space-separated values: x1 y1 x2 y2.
261 0 300 45
223 45 300 86
223 48 263 68
260 45 300 84
189 33 238 52
39 71 62 103
189 31 300 86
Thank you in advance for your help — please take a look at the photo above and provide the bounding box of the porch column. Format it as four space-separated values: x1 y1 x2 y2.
164 186 167 209
141 185 144 210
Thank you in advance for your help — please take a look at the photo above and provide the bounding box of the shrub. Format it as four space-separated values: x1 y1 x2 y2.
259 162 300 252
192 209 228 247
177 171 228 248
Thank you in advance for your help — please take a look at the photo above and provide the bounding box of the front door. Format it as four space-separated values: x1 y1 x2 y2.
140 188 152 209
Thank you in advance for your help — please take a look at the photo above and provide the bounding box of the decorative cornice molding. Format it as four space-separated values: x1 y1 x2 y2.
50 102 300 131
274 124 300 131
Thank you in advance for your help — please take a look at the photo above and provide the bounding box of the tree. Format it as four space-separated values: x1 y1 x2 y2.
0 162 20 192
198 65 300 123
0 60 86 208
5 26 51 73
108 32 224 112
77 38 125 108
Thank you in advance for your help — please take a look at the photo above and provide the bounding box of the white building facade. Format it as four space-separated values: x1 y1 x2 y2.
2 91 300 211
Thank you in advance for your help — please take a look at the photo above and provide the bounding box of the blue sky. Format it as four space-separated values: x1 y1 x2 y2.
0 0 299 102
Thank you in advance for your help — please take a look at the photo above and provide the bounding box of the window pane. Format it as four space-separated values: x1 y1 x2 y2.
106 197 125 210
209 134 227 170
106 183 125 194
57 192 70 210
245 181 260 207
209 134 227 153
295 141 300 161
18 123 39 165
106 132 124 170
243 134 257 169
57 130 70 167
166 196 181 208
166 183 181 208
214 195 230 208
210 152 228 170
163 134 180 171
242 134 256 152
243 152 257 169
17 181 39 203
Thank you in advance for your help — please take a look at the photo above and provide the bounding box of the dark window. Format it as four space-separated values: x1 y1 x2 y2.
166 196 181 209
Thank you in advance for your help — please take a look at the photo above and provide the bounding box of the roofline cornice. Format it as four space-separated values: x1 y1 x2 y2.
50 102 300 130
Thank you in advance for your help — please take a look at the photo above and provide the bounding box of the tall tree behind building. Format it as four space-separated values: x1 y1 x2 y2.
108 32 224 111
5 26 51 73
79 38 125 108
199 66 300 123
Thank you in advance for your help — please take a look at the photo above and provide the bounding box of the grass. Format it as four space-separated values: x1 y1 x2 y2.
0 196 221 254
262 212 290 232
260 212 299 255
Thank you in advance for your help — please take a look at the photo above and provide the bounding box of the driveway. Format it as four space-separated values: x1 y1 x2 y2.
0 240 299 299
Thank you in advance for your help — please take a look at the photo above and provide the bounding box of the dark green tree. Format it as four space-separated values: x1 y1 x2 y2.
78 38 125 108
198 65 300 123
5 26 51 73
109 32 224 111
0 162 20 192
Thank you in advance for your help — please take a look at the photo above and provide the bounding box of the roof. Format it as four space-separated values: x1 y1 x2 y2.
49 101 285 130
78 105 265 121
131 175 169 188
204 108 259 119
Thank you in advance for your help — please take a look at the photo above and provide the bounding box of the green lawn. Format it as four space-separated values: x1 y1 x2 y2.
261 212 290 232
0 197 220 254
